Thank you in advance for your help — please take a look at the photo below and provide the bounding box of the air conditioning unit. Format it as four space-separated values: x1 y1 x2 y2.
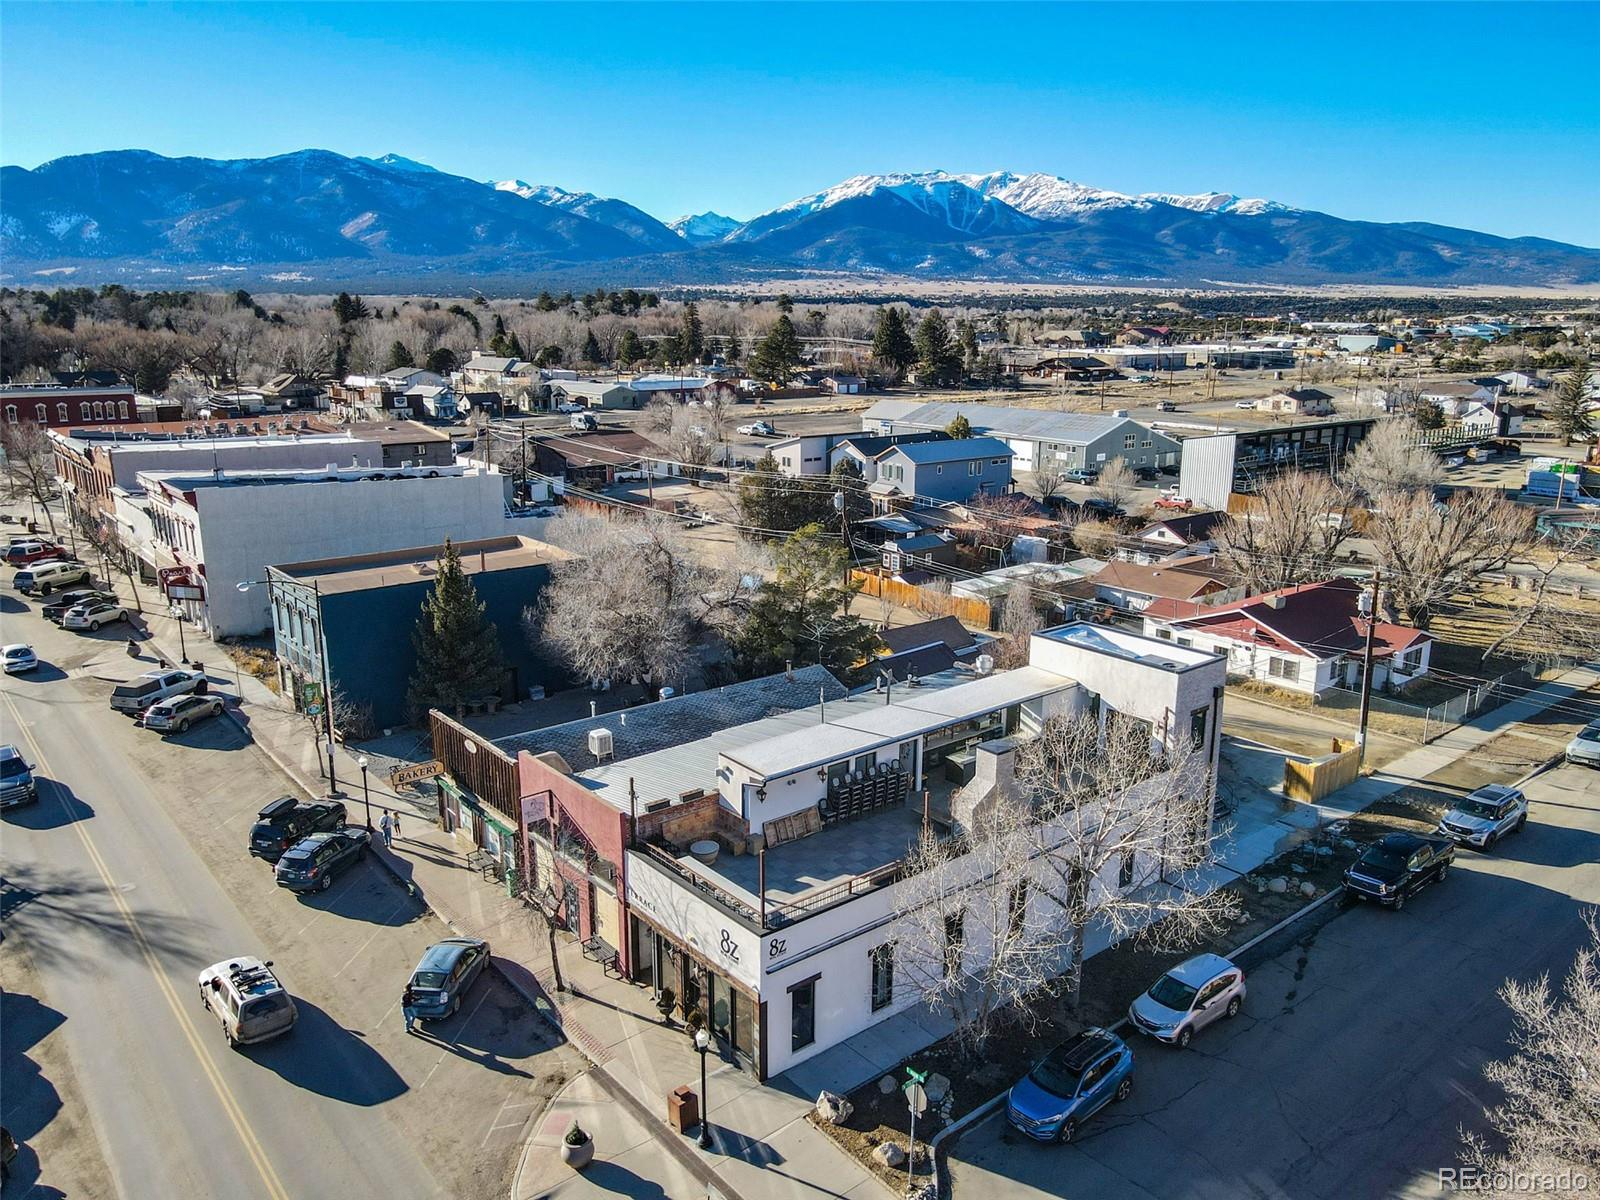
588 727 614 762
975 654 995 675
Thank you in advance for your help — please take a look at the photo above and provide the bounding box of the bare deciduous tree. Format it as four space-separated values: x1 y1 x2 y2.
1480 529 1600 666
0 420 60 536
1212 471 1358 594
1068 516 1120 560
1034 468 1067 503
1366 489 1532 629
910 576 953 619
1342 418 1444 498
1459 915 1600 1196
74 513 145 614
1092 457 1137 511
996 579 1044 669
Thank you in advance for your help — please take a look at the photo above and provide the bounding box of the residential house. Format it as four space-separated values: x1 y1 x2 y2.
1141 577 1431 697
768 430 949 479
821 375 863 395
871 616 983 681
1117 326 1176 346
1093 556 1235 613
1035 329 1108 349
861 400 1181 476
880 531 961 576
344 421 455 468
532 429 668 489
1118 511 1229 565
550 379 638 410
430 624 1225 1080
870 437 1014 506
1257 387 1334 417
405 383 458 421
259 374 326 409
1419 381 1500 414
627 375 735 404
1495 370 1546 395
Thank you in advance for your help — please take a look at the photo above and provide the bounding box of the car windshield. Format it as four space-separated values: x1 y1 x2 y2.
1456 799 1500 819
280 851 312 867
1028 1052 1086 1099
1147 973 1200 1011
241 994 290 1021
1359 846 1408 871
1 759 28 779
412 971 449 990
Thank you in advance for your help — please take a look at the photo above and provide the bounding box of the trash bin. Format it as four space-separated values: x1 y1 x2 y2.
668 1085 699 1135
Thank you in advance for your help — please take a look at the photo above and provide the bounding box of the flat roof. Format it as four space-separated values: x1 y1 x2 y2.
345 420 452 445
272 535 570 595
1035 623 1219 672
142 464 472 490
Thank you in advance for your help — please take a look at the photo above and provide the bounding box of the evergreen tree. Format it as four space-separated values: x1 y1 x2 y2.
534 344 563 367
1549 364 1595 446
946 414 974 439
488 331 511 357
617 328 645 366
679 301 704 364
737 452 788 533
871 306 916 376
535 290 557 312
726 332 742 364
424 347 458 375
581 327 604 365
332 337 350 379
750 315 803 386
384 340 415 371
915 310 962 386
957 319 980 373
507 331 527 361
734 524 880 680
776 293 795 314
331 292 369 324
407 540 507 719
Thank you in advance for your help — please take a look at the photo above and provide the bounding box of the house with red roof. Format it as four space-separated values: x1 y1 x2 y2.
1140 578 1432 697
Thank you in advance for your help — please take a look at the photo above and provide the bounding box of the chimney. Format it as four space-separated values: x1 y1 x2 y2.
952 738 1016 835
1265 593 1286 610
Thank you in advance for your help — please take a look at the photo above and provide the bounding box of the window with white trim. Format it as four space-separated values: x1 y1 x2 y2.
1267 656 1300 681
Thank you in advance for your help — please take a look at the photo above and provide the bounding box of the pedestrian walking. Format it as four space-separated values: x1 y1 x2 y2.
379 811 393 849
401 986 418 1034
392 812 402 841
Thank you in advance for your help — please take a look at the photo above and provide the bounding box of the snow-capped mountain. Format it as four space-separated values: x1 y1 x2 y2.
670 212 741 243
2 149 1595 288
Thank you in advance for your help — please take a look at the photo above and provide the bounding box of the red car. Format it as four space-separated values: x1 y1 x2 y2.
1153 496 1192 511
4 540 73 566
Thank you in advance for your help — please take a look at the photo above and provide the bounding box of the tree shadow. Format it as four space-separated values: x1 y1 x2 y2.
569 1161 672 1199
0 863 204 969
0 780 94 830
245 998 408 1106
0 989 66 1142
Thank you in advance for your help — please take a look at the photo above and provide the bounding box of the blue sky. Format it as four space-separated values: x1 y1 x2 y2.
4 2 1597 246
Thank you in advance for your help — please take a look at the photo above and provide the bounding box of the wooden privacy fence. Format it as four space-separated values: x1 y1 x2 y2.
1283 737 1360 803
851 570 994 629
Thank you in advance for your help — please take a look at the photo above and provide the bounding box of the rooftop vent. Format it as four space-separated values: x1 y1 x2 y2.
588 728 614 762
975 653 995 675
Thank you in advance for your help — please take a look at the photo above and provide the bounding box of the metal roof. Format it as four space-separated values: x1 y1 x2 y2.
880 437 1013 464
866 400 1170 447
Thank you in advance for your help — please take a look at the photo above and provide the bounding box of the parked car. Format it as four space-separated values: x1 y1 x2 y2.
569 412 598 431
249 795 347 862
555 401 584 414
1565 719 1600 768
1081 498 1125 518
1127 953 1245 1048
4 541 71 567
42 588 116 624
1436 784 1528 850
14 560 90 595
1006 1028 1134 1143
1342 832 1454 910
197 957 297 1048
1062 468 1098 485
737 420 777 437
1153 494 1193 511
1233 399 1256 410
0 744 40 809
110 668 208 714
274 827 371 892
139 692 226 733
1155 399 1177 411
2 644 38 674
1132 464 1160 482
1044 495 1081 516
406 937 493 1020
62 600 129 631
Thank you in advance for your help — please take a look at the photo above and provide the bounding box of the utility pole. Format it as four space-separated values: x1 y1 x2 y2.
834 491 852 614
1354 571 1381 771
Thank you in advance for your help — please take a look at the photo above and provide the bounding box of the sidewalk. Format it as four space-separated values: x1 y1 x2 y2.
126 603 881 1200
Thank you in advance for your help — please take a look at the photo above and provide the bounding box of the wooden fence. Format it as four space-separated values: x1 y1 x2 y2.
429 710 520 821
1283 737 1361 803
851 570 994 629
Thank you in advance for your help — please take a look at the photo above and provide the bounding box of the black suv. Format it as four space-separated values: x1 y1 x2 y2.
1342 832 1455 911
274 828 371 893
42 589 116 624
249 796 347 863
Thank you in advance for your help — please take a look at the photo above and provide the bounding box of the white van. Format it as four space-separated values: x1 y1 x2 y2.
15 561 90 595
569 412 598 431
110 668 208 714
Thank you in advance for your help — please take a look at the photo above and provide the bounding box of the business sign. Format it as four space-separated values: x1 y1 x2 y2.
166 584 205 601
390 760 445 788
301 681 323 716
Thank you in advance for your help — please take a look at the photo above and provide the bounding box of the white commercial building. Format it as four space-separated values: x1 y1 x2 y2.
136 464 519 636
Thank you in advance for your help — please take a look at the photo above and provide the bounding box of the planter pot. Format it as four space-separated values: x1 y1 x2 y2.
561 1138 594 1170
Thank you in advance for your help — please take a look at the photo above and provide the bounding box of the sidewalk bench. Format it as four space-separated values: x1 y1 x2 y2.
582 936 620 977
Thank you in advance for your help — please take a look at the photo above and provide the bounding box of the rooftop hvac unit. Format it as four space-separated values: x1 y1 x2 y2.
975 654 995 676
588 727 614 762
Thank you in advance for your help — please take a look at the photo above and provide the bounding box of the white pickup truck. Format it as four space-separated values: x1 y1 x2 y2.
110 667 209 714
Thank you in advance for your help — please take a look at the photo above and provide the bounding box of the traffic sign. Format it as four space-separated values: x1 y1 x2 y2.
904 1082 927 1116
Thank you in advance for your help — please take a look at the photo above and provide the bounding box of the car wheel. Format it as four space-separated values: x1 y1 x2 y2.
1225 996 1242 1019
1392 893 1405 912
320 873 333 892
200 986 211 1011
1057 1119 1077 1145
1176 1025 1193 1049
178 719 191 733
1437 862 1448 882
89 620 101 631
1515 815 1526 832
1114 1077 1133 1102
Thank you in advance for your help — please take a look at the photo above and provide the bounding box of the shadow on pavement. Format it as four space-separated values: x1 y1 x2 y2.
2 781 95 830
0 989 66 1141
8 663 69 684
0 863 204 969
292 861 426 928
247 998 408 1106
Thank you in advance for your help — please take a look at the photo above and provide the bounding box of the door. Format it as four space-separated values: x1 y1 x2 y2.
1078 1056 1116 1116
1193 979 1227 1029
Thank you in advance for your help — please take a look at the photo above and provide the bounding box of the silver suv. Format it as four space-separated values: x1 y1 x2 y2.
198 957 297 1048
1128 953 1245 1048
1437 784 1528 850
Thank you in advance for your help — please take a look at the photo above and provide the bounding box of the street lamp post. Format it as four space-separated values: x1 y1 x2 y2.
358 755 372 831
694 1026 712 1148
169 603 188 662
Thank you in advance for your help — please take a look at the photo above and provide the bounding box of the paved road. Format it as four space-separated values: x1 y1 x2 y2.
948 761 1600 1200
1 592 572 1200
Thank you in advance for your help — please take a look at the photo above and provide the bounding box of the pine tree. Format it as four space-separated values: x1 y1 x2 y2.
915 310 961 386
582 328 604 365
535 290 557 312
424 347 458 375
871 307 916 376
775 294 795 314
1549 364 1595 446
726 332 742 364
617 328 645 366
384 340 415 371
407 540 507 719
946 414 974 440
332 292 369 324
734 524 880 679
679 301 704 364
507 331 527 361
750 315 802 386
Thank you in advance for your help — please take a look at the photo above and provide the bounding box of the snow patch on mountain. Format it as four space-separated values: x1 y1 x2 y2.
360 154 441 174
763 171 1036 234
670 212 741 242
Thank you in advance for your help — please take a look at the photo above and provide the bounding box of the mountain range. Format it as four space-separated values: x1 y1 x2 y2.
3 149 1596 290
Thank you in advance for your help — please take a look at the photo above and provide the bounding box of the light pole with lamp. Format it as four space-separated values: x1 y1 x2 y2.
168 603 188 663
357 755 372 831
237 575 339 797
694 1026 712 1149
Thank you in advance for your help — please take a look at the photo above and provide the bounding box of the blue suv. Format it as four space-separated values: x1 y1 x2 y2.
1007 1028 1134 1143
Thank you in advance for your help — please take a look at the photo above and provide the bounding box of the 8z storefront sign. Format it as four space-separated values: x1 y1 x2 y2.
719 930 741 963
